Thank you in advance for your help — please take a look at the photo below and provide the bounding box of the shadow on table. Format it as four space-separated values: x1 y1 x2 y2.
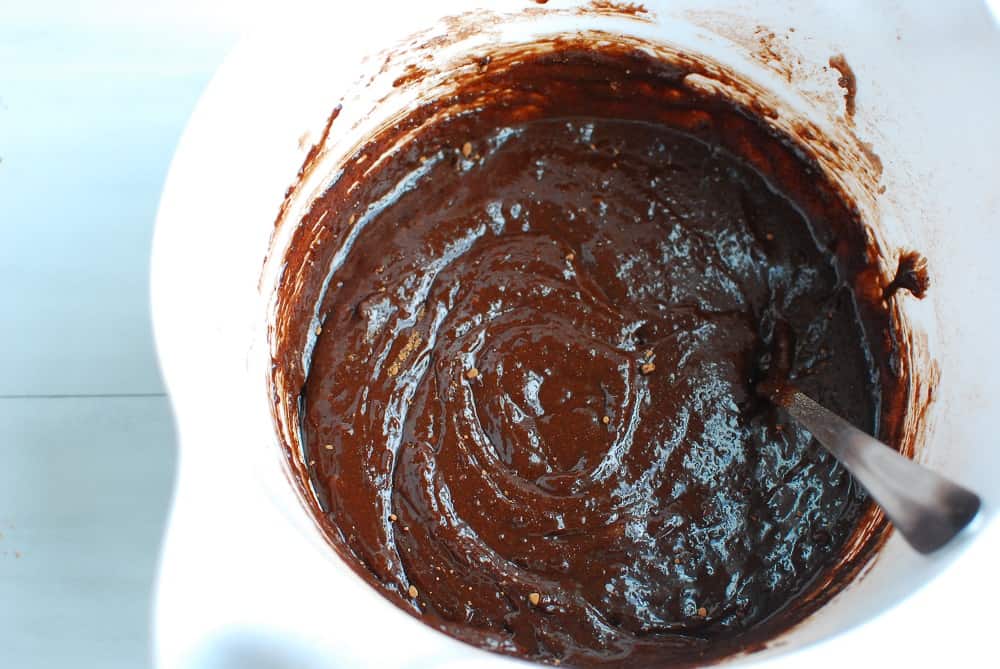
181 628 346 669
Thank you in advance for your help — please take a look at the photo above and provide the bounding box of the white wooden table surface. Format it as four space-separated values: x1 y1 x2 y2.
1 3 238 666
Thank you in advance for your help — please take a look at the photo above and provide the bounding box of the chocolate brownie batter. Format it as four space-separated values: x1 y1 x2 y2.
277 45 906 668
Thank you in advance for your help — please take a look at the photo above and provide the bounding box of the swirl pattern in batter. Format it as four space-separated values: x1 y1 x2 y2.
278 46 903 668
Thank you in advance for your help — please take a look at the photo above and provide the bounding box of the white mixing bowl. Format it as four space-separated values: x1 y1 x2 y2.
151 1 1000 667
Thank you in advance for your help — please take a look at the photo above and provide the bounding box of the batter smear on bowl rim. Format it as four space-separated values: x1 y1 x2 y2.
272 43 912 668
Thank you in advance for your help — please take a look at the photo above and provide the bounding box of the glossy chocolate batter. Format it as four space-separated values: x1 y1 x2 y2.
276 45 906 668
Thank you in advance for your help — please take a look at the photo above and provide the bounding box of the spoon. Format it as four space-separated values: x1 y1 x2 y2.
773 387 981 554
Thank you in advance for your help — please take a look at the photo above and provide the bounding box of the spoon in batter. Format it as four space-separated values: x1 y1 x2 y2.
767 386 980 554
759 320 980 554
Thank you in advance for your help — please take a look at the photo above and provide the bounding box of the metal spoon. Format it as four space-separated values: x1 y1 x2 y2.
776 388 980 554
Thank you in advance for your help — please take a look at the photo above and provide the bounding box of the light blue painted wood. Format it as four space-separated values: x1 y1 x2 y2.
0 17 235 395
0 5 234 667
0 396 176 669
